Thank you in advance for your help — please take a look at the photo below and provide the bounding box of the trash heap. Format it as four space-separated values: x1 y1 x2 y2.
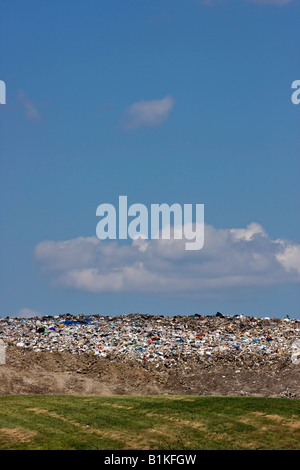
0 313 299 365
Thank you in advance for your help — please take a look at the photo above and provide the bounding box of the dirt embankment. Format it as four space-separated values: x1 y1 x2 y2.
0 347 299 398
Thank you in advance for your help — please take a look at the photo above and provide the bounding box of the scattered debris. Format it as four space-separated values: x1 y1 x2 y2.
0 312 299 366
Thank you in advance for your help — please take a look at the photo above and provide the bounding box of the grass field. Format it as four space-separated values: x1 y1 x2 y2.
0 395 299 450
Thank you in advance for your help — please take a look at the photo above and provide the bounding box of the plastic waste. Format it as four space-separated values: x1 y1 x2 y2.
291 340 300 365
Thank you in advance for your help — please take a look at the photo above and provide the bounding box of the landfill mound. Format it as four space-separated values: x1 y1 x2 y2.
0 313 299 397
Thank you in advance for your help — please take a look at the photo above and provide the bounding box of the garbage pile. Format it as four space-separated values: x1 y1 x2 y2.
0 313 299 365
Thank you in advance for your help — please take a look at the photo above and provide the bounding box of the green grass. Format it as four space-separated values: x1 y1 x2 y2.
0 395 299 450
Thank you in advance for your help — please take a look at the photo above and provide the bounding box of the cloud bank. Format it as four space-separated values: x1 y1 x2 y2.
34 222 300 297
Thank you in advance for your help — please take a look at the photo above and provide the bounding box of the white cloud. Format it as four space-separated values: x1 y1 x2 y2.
230 222 267 241
17 90 41 121
122 96 175 129
18 307 43 318
34 223 300 297
247 0 292 4
276 243 300 273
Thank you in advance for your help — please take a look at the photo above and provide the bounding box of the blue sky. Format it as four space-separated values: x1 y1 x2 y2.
0 0 299 318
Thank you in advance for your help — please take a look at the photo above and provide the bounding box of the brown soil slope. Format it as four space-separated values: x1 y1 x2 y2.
1 347 299 398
